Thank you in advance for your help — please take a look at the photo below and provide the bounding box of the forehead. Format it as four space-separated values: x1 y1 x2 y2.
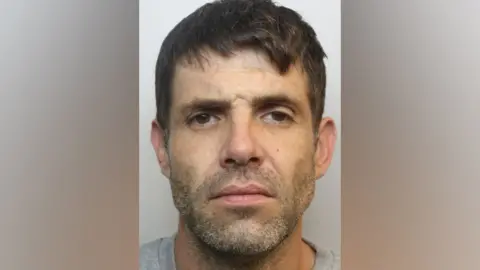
171 49 310 104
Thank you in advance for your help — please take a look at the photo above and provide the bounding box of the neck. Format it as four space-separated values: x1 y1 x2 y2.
173 217 314 270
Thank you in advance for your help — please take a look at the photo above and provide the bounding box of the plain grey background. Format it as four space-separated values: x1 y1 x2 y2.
139 0 342 254
1 0 479 269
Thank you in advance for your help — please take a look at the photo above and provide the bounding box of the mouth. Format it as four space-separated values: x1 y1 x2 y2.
210 184 274 205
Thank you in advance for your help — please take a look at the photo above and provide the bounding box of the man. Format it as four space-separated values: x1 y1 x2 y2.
141 0 338 269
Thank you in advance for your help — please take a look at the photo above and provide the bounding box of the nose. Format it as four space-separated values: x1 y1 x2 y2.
219 119 264 169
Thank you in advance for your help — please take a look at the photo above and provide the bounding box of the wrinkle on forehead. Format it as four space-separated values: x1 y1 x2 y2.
175 67 304 93
172 49 309 106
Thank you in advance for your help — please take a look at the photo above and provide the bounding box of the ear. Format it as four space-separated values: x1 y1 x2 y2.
314 117 337 180
151 120 171 178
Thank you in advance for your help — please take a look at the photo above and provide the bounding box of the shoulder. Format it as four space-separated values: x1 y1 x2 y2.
139 237 175 270
303 238 340 270
314 246 340 270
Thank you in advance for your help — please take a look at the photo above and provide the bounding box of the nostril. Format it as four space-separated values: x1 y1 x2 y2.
249 157 260 163
222 156 260 168
224 158 236 165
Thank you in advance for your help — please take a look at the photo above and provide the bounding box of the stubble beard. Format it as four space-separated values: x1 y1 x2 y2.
168 160 317 261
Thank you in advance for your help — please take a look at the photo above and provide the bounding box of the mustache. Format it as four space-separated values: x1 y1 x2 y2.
199 167 280 199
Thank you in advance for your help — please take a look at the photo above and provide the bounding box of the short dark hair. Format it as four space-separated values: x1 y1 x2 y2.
155 0 327 132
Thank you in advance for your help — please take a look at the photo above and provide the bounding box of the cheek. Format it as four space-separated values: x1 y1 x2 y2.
169 132 220 187
264 130 314 178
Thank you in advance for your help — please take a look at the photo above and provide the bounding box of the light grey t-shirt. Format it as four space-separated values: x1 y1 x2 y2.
140 236 340 270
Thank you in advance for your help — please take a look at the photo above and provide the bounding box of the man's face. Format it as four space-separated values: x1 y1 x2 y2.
152 49 335 255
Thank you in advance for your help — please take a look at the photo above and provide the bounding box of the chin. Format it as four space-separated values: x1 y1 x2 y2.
198 219 288 255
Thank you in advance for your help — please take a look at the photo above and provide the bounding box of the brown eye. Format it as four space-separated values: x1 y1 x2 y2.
187 113 220 127
194 113 212 124
271 112 288 121
263 111 293 124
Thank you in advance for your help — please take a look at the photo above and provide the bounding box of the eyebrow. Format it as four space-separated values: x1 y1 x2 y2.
179 98 231 116
179 93 303 116
251 93 302 112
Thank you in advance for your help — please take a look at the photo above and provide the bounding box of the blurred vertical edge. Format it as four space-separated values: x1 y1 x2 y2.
0 1 139 269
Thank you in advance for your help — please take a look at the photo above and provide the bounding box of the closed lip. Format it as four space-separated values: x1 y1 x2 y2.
210 184 274 199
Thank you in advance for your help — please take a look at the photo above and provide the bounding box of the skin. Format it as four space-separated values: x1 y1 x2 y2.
151 49 336 270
